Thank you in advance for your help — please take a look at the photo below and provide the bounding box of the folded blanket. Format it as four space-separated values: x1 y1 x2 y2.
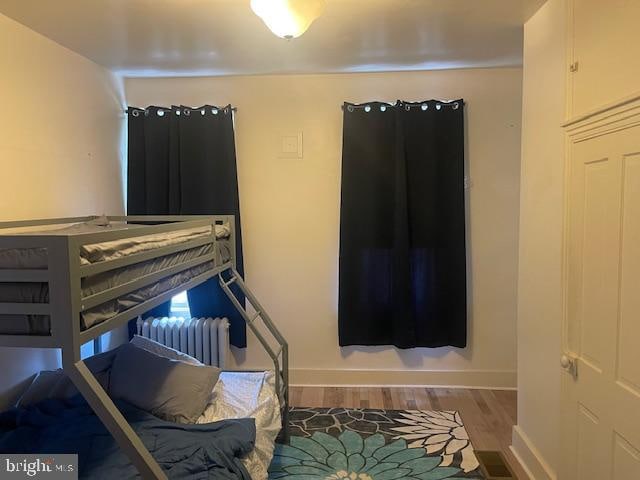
0 395 255 480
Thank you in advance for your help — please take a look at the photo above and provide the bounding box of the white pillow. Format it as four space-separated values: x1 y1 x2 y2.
130 335 203 366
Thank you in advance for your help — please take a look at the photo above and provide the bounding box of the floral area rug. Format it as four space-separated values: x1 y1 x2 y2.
269 408 484 479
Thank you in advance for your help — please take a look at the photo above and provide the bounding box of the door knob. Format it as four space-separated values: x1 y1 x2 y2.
561 354 577 377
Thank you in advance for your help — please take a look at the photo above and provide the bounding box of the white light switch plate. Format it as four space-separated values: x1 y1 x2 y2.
278 132 303 159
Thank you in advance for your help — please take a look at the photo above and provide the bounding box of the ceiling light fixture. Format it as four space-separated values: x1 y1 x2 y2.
250 0 326 39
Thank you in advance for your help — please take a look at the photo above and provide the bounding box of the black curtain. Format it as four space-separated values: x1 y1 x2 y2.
127 105 246 348
339 100 466 348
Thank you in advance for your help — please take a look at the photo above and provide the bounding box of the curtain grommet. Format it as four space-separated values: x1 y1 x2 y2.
131 110 139 117
212 108 219 115
453 102 459 110
364 105 371 113
405 104 411 111
421 104 428 111
184 109 191 116
380 105 386 112
347 105 354 112
436 104 442 110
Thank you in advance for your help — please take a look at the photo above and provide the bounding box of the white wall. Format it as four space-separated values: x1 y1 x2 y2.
126 68 522 388
125 68 521 386
511 1 566 479
0 14 126 408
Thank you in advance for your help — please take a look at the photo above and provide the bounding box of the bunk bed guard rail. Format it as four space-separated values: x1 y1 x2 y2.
0 215 289 479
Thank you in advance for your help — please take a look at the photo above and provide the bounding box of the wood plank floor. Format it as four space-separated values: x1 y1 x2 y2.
289 386 526 479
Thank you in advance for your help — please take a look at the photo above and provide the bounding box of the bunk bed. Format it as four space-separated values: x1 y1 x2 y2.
0 215 288 480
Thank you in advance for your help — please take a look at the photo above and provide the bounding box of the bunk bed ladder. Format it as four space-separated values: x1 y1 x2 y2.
218 267 290 443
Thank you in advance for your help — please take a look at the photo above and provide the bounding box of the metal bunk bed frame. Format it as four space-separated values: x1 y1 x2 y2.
0 215 288 480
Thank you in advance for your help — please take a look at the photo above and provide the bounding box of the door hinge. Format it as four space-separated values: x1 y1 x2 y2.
570 61 579 73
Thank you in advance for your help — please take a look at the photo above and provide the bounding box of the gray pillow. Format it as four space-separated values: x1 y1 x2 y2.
130 335 203 366
16 346 121 407
16 370 64 407
109 343 221 423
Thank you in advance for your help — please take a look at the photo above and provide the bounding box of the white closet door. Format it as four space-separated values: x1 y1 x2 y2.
561 120 640 479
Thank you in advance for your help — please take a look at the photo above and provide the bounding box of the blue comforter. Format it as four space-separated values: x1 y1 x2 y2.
0 395 255 479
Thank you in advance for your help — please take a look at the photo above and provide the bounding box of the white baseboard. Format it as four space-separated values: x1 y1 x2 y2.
511 425 557 480
289 368 517 389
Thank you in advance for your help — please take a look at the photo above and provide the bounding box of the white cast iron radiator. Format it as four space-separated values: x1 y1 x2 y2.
136 317 230 368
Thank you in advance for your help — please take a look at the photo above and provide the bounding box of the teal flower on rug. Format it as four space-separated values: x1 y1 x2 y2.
269 430 466 480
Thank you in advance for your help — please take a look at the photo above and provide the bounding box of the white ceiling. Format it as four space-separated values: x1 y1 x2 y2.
0 0 545 77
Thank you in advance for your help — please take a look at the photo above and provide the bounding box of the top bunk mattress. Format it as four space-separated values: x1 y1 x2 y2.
0 219 233 335
0 220 231 269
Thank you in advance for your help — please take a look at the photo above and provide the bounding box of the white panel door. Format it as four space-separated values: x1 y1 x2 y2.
561 122 640 479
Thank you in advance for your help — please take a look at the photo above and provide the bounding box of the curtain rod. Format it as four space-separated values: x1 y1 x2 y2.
342 100 464 112
125 106 238 116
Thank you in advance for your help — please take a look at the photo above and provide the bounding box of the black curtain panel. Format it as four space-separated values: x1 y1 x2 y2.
339 99 466 348
126 106 178 323
127 105 247 348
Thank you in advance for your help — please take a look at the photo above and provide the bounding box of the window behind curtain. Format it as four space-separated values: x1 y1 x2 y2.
169 291 191 318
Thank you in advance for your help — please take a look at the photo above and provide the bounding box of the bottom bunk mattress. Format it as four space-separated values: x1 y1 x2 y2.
10 367 282 480
0 395 255 479
198 371 282 480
